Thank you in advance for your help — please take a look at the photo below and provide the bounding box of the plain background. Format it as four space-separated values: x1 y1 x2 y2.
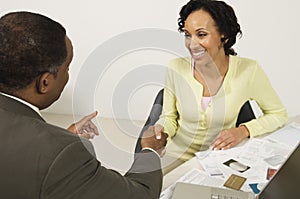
1 0 300 121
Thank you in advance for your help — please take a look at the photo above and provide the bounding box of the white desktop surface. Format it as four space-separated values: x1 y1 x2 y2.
162 115 300 192
162 157 202 190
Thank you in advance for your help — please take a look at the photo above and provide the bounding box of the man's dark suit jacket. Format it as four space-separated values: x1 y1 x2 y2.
0 94 162 199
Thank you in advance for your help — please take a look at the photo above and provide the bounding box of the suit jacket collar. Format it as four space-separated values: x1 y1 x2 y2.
0 94 45 122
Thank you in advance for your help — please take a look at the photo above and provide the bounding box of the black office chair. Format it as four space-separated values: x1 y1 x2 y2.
235 100 257 127
134 88 164 153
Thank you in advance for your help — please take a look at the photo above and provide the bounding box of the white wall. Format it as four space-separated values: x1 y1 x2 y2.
1 0 300 121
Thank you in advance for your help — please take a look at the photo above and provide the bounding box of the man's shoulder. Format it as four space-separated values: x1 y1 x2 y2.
0 108 93 157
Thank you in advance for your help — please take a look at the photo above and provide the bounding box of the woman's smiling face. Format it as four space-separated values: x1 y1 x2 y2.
183 9 225 64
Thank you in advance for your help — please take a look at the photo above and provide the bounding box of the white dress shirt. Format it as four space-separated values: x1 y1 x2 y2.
0 92 41 116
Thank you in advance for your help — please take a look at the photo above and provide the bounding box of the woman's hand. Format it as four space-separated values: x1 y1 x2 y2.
211 125 249 150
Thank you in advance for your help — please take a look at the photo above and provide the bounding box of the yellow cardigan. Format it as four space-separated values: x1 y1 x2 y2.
157 55 288 161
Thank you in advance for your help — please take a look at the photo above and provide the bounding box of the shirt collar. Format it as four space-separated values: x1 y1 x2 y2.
0 92 42 116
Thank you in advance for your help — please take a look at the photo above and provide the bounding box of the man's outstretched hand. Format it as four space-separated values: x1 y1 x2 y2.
141 125 168 157
67 111 99 139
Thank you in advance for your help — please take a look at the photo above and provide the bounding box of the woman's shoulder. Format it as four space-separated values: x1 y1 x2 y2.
168 57 190 65
167 57 191 71
230 55 258 65
230 55 260 71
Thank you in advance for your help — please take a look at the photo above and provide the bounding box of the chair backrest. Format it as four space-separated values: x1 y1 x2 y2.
235 100 257 127
134 88 164 153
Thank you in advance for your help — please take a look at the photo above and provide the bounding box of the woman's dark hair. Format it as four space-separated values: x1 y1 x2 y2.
178 0 242 55
0 11 67 93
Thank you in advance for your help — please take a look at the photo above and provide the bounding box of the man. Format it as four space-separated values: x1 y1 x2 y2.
0 11 168 199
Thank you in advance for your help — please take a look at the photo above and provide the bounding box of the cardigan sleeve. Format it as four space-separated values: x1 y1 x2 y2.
156 59 179 138
241 62 288 137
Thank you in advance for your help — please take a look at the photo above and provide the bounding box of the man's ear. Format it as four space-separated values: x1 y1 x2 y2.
36 72 52 94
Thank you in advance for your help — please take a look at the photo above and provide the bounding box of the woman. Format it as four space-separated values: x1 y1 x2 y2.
155 0 288 171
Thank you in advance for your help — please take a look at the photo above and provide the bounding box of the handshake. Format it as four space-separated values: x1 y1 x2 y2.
141 124 168 157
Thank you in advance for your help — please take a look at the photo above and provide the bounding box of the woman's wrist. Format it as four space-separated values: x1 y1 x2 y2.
239 125 250 138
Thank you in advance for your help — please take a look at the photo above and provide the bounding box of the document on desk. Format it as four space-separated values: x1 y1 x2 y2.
159 168 224 199
265 122 300 148
195 138 293 192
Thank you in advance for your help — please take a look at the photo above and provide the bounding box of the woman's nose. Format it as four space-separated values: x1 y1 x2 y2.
190 37 203 50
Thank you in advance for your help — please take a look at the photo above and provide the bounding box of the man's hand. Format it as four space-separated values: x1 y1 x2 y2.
141 125 168 157
67 111 99 139
211 125 249 150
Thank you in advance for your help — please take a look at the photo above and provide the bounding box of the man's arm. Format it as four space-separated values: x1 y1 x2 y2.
41 128 167 199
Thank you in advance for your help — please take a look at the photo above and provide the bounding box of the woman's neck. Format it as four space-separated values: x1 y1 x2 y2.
193 55 230 96
194 55 229 79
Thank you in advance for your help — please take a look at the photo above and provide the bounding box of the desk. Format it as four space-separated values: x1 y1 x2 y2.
162 116 300 191
162 157 201 190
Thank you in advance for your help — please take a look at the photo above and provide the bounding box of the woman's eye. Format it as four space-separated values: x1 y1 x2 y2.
198 33 207 38
184 33 191 38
